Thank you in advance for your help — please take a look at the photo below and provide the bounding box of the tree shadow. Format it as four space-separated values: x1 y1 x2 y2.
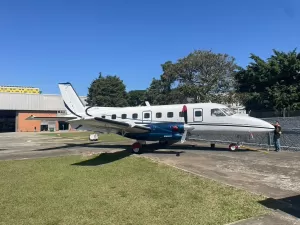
259 195 300 218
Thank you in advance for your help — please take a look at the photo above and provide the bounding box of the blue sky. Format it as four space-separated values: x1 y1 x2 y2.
0 0 299 96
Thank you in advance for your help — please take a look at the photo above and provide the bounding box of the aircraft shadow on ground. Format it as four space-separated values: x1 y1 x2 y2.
71 150 131 166
259 195 300 218
33 143 129 152
34 141 255 153
71 148 184 166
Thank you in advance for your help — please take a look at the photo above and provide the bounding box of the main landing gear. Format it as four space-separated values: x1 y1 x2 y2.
131 140 146 154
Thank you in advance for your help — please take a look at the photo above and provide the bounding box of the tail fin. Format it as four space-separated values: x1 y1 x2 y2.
58 83 85 118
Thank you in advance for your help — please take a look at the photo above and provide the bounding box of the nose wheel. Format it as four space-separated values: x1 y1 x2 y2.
229 143 239 151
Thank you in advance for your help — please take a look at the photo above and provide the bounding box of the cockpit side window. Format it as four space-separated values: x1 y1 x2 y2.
211 108 226 117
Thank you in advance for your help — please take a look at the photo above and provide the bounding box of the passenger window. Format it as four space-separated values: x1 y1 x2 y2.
144 113 150 119
167 112 173 118
211 109 226 117
121 114 127 119
195 111 202 117
112 114 116 119
101 115 105 118
132 113 138 119
156 112 162 118
179 112 183 117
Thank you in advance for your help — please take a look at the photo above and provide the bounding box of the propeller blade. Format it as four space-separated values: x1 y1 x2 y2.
182 105 187 124
181 130 187 143
181 124 194 143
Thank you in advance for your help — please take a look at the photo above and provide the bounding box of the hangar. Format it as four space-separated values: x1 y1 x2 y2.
0 86 86 132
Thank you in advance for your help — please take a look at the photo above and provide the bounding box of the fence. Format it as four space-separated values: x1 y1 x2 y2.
188 116 300 151
249 109 300 118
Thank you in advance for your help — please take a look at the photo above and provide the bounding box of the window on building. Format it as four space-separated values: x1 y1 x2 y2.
132 113 138 119
167 112 173 118
156 112 162 118
121 114 127 119
112 114 116 119
195 111 202 117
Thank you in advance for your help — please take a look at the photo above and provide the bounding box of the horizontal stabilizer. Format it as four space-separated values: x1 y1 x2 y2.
26 115 77 121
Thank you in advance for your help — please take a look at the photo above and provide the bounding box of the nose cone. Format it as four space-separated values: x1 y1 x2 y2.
265 121 275 129
233 115 275 133
251 117 275 133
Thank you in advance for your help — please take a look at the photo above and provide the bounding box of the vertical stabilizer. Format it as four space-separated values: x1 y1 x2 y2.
58 83 85 118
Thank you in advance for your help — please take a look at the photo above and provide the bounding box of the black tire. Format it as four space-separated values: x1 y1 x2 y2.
132 142 142 154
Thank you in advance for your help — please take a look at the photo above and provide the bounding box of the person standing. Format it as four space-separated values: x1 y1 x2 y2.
273 121 282 152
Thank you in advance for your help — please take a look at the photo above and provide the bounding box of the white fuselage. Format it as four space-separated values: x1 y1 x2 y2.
71 102 274 135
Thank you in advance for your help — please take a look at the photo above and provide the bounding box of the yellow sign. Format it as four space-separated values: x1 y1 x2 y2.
0 86 40 94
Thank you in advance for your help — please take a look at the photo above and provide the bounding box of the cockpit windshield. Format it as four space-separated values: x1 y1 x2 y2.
211 108 226 117
211 107 235 117
221 107 235 116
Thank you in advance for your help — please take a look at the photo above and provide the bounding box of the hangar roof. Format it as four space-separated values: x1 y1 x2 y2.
0 93 87 111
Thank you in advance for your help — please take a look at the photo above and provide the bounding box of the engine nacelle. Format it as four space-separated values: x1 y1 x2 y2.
124 122 189 141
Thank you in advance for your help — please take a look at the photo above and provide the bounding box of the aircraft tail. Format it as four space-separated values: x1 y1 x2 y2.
58 83 85 118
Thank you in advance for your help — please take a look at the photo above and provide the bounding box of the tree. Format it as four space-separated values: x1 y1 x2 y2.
144 78 166 105
86 73 128 107
144 50 239 105
159 50 239 104
235 49 300 111
145 78 186 105
127 90 146 106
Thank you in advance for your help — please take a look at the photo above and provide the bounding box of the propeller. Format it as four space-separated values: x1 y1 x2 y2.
180 105 194 143
181 130 188 143
182 105 188 124
181 124 194 143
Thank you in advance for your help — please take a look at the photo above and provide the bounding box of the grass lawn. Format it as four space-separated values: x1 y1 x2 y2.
0 152 267 225
40 131 129 142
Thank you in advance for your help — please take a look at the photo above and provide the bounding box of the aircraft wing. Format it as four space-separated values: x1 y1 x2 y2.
26 115 77 121
77 117 151 133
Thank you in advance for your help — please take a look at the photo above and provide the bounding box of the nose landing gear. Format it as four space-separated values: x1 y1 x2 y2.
229 143 240 151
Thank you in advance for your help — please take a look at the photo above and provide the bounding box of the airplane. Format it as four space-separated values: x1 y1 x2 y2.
27 82 275 153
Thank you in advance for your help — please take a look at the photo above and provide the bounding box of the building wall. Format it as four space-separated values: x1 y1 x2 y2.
0 92 87 111
17 111 59 132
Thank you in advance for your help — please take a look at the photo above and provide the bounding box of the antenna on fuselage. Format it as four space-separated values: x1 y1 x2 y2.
145 101 150 106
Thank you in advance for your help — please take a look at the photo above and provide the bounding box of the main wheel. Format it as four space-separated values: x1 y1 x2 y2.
132 142 142 154
229 143 238 151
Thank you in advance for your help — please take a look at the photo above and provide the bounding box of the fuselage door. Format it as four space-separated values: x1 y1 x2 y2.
193 108 203 122
142 111 152 124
